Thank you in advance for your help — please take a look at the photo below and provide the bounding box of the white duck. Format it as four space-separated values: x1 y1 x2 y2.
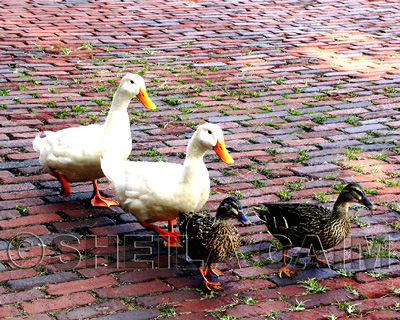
101 123 234 246
33 73 156 207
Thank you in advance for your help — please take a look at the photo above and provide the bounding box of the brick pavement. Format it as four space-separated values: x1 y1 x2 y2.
0 0 400 319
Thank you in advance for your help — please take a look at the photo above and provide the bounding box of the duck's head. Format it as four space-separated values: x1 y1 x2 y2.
194 123 234 164
118 73 156 110
340 183 376 211
216 197 251 226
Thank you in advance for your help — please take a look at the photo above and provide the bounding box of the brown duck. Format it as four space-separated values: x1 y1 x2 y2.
178 197 251 290
254 183 376 277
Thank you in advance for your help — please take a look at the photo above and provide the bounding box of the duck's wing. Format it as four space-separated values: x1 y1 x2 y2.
255 203 331 244
102 157 188 215
36 125 106 165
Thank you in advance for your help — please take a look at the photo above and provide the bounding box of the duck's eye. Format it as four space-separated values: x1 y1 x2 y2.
208 130 212 134
130 80 134 84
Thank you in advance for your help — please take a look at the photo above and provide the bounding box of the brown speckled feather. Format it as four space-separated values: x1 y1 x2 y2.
255 203 350 250
177 211 241 265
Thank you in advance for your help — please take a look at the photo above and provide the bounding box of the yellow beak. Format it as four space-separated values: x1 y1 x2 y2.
137 88 156 110
213 139 234 164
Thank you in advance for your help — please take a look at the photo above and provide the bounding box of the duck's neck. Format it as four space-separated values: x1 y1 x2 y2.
104 89 131 132
184 134 208 163
213 216 229 227
331 196 351 220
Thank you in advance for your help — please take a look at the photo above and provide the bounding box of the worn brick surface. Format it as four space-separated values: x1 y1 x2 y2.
0 0 400 318
20 292 96 314
45 275 119 295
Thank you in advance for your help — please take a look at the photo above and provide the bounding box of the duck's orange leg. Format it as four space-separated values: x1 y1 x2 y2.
50 168 70 198
199 266 222 291
168 220 180 236
140 221 182 248
311 249 332 267
278 249 295 278
90 180 119 207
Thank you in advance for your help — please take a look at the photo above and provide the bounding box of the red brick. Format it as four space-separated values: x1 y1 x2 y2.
175 296 233 313
275 305 345 320
26 202 82 214
286 289 357 309
361 309 400 320
233 266 277 278
227 300 288 318
94 279 172 298
0 225 49 239
356 296 400 314
357 278 400 298
12 315 53 320
318 277 359 290
169 312 215 320
20 292 96 314
0 305 20 318
0 212 61 229
46 275 119 295
354 272 378 283
0 268 38 282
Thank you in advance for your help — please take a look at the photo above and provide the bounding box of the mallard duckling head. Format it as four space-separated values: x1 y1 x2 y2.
215 197 251 226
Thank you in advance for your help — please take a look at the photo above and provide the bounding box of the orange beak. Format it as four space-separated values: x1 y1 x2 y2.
213 140 234 164
136 88 156 110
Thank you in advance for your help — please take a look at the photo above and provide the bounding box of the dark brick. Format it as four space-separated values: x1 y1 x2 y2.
0 288 44 305
93 309 160 320
227 300 288 318
6 272 79 291
136 289 203 307
55 301 128 320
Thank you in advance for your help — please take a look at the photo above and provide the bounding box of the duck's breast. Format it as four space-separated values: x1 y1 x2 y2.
116 161 210 222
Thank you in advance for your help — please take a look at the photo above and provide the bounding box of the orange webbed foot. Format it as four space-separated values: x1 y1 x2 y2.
199 266 222 291
208 264 224 277
204 280 222 291
91 180 119 207
278 266 295 278
91 195 119 207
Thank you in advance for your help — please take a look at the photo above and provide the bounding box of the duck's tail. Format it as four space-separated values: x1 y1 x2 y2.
32 133 43 152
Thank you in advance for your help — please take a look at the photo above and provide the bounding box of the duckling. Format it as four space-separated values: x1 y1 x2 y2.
178 197 251 290
33 73 156 207
101 123 234 247
254 183 376 277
